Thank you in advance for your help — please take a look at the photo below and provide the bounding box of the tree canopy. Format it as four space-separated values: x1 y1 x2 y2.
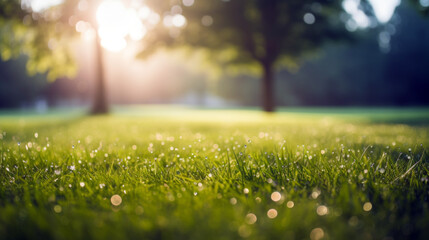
0 0 79 80
3 0 426 111
144 0 349 62
138 0 364 111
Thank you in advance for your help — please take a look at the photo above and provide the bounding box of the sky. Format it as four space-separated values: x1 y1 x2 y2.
368 0 401 23
21 0 64 12
342 0 401 30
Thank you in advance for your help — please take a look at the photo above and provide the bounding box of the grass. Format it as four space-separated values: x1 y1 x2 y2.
0 107 428 240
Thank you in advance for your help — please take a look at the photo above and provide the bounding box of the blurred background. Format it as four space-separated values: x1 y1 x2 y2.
0 0 428 111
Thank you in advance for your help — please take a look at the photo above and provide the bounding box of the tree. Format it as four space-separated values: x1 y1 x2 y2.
0 0 108 114
1 0 375 113
384 2 429 105
0 1 77 83
141 0 353 112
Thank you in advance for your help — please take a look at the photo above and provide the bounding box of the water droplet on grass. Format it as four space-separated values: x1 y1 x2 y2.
111 195 122 206
53 205 62 213
267 209 278 219
245 213 257 224
310 228 324 240
363 202 372 211
316 205 328 216
311 189 321 199
271 192 282 202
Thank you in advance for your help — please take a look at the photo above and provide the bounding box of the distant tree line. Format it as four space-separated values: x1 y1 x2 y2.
0 1 428 109
217 3 429 106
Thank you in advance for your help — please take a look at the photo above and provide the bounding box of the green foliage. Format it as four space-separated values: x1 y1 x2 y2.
142 0 351 71
0 0 79 80
0 108 428 239
140 0 364 111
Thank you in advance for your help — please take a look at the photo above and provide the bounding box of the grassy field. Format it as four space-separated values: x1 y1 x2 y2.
0 107 428 240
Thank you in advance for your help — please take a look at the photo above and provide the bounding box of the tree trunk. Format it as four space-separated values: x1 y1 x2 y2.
262 62 275 112
90 33 108 114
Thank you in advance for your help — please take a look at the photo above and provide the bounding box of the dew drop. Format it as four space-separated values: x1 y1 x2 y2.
267 209 278 218
245 213 257 224
111 195 122 206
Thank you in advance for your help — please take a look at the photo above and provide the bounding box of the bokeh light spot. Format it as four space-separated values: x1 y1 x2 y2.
267 209 278 219
316 205 328 216
271 191 282 202
201 15 213 26
183 0 195 7
363 202 372 211
304 13 316 24
111 194 122 206
245 213 257 224
310 228 324 240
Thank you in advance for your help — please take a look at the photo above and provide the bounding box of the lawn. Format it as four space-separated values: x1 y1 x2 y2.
0 107 428 240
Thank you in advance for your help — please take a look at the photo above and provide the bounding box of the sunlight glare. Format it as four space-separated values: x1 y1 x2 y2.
96 0 147 52
21 0 64 13
126 9 147 41
172 14 187 27
342 0 370 28
138 6 152 19
368 0 401 23
101 38 127 52
183 0 195 7
343 0 400 28
163 15 173 27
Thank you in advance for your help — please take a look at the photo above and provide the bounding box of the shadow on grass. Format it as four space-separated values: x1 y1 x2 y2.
274 107 429 126
364 117 429 126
